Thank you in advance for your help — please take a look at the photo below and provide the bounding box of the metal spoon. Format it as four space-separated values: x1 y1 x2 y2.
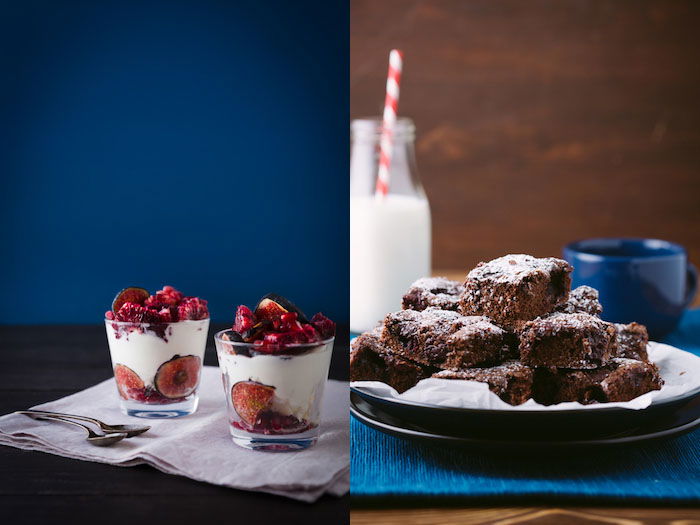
20 413 128 446
17 410 150 437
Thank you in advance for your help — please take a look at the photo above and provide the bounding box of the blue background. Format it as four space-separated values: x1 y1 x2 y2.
0 0 349 324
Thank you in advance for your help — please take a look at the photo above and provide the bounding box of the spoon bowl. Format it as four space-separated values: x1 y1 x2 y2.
86 432 130 446
103 424 150 437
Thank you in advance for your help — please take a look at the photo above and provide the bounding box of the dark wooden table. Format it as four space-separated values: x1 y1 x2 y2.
0 323 350 525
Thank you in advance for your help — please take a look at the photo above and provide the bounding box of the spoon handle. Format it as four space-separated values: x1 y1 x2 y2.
18 412 95 436
17 409 105 428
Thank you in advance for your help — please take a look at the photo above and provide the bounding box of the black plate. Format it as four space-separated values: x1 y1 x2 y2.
351 391 700 451
351 384 700 440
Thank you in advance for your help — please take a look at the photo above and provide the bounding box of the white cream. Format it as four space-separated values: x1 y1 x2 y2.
217 341 333 422
106 319 209 387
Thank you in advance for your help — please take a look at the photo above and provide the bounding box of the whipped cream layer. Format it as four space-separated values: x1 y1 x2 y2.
217 341 333 422
106 319 209 387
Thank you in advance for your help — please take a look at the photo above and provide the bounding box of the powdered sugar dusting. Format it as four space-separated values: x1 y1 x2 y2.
556 285 602 315
527 312 610 333
385 307 504 339
467 254 571 285
402 276 462 311
409 277 462 296
433 360 527 380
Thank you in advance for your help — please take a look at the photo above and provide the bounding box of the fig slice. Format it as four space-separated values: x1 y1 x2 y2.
112 287 150 313
154 355 201 399
231 381 275 426
114 364 145 400
255 293 308 324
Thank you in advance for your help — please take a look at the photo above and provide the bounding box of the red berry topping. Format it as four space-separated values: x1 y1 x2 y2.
233 305 257 333
157 307 174 323
142 308 163 324
177 297 209 321
310 313 335 339
145 285 184 307
115 302 146 323
229 295 334 353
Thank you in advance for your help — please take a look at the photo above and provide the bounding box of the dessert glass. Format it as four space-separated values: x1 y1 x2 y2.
105 318 209 418
214 330 334 451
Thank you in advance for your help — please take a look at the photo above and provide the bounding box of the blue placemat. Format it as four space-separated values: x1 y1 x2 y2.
351 309 700 502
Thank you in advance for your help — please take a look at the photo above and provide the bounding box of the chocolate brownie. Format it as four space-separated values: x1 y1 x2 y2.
614 322 649 361
350 328 432 393
460 254 572 326
555 285 603 316
433 361 534 405
402 277 462 312
519 312 616 369
381 307 511 371
533 358 663 405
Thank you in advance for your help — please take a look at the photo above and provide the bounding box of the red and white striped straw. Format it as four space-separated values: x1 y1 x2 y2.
375 49 403 197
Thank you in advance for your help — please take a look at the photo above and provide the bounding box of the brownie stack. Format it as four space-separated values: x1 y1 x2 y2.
350 254 663 405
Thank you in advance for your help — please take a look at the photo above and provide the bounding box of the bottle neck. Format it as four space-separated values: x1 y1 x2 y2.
350 117 425 199
350 117 416 144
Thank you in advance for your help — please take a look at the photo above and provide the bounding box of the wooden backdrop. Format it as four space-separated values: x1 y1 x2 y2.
351 0 700 275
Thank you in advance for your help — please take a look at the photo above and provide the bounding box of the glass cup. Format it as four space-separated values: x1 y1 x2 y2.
105 318 209 418
214 330 334 451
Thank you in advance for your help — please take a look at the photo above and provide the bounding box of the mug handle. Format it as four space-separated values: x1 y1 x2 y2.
685 263 698 307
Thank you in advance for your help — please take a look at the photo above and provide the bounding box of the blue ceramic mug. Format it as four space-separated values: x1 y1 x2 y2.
563 238 697 338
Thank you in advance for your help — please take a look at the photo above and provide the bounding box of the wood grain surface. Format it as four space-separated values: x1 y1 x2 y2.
351 506 700 524
351 0 700 271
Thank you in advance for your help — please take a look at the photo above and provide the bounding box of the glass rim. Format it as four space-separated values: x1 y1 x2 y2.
214 328 334 349
104 317 210 326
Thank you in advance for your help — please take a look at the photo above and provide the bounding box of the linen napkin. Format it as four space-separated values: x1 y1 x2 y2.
0 366 349 503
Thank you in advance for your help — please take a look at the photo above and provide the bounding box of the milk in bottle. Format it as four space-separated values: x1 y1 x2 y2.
350 118 431 333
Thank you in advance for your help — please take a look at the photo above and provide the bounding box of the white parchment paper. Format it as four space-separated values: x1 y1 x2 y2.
351 342 700 411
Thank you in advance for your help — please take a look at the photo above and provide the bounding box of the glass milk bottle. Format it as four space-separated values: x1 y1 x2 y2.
350 117 431 333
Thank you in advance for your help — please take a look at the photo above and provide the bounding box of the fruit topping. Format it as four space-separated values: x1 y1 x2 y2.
177 297 209 320
256 293 309 324
255 297 289 322
228 295 334 353
233 305 257 334
107 286 208 340
310 313 336 339
231 381 275 426
142 308 164 324
145 285 184 307
154 355 201 399
112 287 150 314
157 306 175 323
114 364 145 400
115 302 147 323
223 331 244 343
242 320 273 342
